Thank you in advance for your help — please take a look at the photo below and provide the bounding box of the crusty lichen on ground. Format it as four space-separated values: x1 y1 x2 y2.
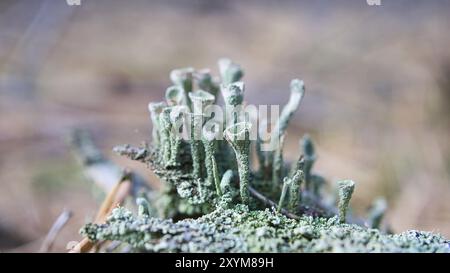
81 205 450 253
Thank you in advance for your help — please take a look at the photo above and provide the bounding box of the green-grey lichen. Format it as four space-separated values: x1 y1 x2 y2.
80 58 450 253
202 126 222 196
218 58 243 85
288 169 303 212
302 134 315 190
195 69 220 99
367 197 388 229
147 102 165 146
224 122 251 205
81 205 450 253
272 79 305 142
277 177 291 213
337 180 355 223
165 86 184 106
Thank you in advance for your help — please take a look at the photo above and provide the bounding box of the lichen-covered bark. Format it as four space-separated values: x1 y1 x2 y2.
81 206 450 253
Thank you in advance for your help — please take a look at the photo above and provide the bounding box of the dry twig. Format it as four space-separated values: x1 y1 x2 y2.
39 209 73 252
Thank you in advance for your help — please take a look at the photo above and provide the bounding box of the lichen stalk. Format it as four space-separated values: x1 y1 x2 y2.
211 157 222 196
337 180 355 223
202 137 216 187
218 58 243 85
148 102 165 146
277 177 291 213
195 69 220 99
302 134 316 190
367 198 387 229
165 86 185 106
160 108 172 164
272 133 286 191
269 79 305 166
189 113 203 181
136 197 151 218
189 90 215 115
170 67 194 110
224 122 251 205
168 106 185 166
288 169 303 212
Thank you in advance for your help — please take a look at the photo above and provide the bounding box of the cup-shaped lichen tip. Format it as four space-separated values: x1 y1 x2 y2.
165 86 185 106
290 79 305 95
189 89 215 113
170 67 194 89
221 81 245 107
136 197 151 217
224 121 252 143
302 134 315 158
367 197 387 229
218 58 243 84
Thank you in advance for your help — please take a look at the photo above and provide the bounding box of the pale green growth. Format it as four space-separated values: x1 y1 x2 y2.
136 197 151 217
277 177 291 213
302 134 316 190
170 67 194 110
255 122 266 172
188 90 215 114
310 175 326 196
167 106 184 166
81 206 450 253
221 81 244 107
221 82 245 170
221 81 245 149
85 59 450 253
256 119 272 177
195 69 220 99
367 197 388 229
202 136 216 188
224 122 252 205
217 170 235 208
202 125 222 196
159 108 172 164
220 169 234 195
288 169 303 212
165 85 184 106
147 102 165 145
211 158 222 196
170 67 194 93
189 113 203 181
337 180 355 223
218 58 243 85
259 79 305 181
272 133 286 191
271 79 305 149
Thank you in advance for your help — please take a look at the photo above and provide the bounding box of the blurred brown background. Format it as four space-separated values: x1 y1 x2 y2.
1 0 449 252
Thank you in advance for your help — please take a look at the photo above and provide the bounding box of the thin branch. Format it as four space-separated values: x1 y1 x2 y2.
39 209 72 252
69 172 132 253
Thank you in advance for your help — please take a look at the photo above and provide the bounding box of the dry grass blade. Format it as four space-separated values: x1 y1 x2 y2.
69 172 132 253
39 209 73 253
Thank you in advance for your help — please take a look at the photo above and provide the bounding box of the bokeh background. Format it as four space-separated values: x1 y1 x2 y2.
1 0 450 252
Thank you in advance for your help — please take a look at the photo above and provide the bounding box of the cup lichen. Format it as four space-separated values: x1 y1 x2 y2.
77 59 450 253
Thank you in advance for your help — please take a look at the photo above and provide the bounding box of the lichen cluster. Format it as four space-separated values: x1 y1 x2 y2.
82 205 449 253
81 59 450 253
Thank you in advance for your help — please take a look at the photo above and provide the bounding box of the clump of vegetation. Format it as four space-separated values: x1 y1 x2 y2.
75 59 450 253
